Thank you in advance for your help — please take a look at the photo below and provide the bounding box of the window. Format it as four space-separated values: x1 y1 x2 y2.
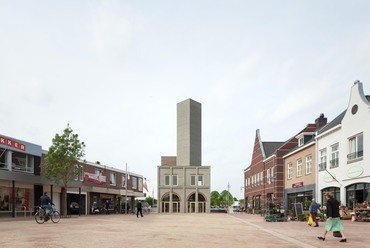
190 175 195 186
270 167 274 181
172 175 178 186
132 177 137 189
267 168 270 184
198 175 203 186
348 133 363 161
260 172 263 184
95 169 102 175
251 176 254 187
0 148 6 169
319 148 327 171
298 137 304 147
165 175 170 186
330 144 339 168
305 155 312 175
110 173 116 186
288 163 293 179
297 159 302 177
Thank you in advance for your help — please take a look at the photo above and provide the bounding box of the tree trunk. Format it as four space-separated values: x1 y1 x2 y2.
61 187 67 216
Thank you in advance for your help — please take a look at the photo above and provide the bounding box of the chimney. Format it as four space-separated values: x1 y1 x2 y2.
96 161 100 165
315 113 327 130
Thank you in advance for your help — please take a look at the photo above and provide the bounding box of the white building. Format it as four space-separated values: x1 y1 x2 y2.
316 81 370 208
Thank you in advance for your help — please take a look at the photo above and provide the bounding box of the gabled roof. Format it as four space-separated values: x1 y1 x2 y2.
262 142 285 158
318 110 346 135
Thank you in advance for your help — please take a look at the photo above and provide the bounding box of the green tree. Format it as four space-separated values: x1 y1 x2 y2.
41 124 86 216
220 190 234 207
211 191 221 206
144 196 157 207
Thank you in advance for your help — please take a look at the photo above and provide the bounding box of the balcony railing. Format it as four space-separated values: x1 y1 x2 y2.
329 158 339 168
347 150 363 161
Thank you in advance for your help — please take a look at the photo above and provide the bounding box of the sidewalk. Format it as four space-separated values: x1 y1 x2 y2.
0 213 368 247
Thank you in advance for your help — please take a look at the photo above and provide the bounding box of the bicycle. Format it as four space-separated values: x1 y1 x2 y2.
35 205 60 224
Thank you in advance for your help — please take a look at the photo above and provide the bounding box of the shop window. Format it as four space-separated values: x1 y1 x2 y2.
330 144 339 168
305 155 312 175
319 148 327 171
11 152 34 173
348 133 363 162
321 187 340 206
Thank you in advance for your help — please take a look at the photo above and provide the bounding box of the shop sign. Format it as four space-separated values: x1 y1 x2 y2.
292 182 304 188
347 166 364 179
84 172 106 184
0 136 26 151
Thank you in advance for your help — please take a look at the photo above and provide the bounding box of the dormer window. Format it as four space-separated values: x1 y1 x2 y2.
298 137 304 147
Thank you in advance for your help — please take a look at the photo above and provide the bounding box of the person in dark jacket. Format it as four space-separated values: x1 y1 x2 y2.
39 192 54 218
317 192 347 242
136 201 143 218
309 198 320 227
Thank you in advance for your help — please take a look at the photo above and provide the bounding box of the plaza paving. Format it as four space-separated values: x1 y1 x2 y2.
0 212 368 248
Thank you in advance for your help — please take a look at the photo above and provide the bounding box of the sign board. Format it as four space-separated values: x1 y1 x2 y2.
292 182 304 188
294 203 303 217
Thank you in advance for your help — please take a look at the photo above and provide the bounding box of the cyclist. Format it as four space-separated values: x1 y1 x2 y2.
40 192 54 220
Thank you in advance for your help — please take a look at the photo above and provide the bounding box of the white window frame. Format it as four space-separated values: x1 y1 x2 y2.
132 177 137 189
198 175 203 186
74 165 79 181
319 148 327 171
298 137 304 147
110 173 116 186
287 163 293 180
297 159 302 177
330 144 339 168
267 168 270 184
348 133 363 161
305 154 312 175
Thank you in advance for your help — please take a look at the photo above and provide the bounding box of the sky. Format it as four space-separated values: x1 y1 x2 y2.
1 0 370 200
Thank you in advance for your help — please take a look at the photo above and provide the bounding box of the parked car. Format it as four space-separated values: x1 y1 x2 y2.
210 207 227 213
69 202 80 214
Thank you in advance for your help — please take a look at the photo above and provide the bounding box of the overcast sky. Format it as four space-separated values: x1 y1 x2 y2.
1 1 370 200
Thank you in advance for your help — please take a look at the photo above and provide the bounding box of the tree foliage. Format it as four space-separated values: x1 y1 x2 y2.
41 124 85 215
211 190 234 207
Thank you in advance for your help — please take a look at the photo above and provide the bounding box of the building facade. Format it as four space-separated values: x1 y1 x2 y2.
158 99 211 213
283 115 327 214
0 134 145 218
316 81 370 209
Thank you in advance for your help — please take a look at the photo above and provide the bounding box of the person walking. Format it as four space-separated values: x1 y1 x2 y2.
136 201 143 218
317 192 347 242
105 200 110 214
309 198 320 227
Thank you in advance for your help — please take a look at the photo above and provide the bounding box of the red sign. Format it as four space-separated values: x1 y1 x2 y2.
292 182 304 188
0 136 26 151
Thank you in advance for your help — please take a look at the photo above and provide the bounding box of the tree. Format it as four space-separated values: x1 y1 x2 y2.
144 196 157 207
220 190 234 207
211 191 221 207
41 124 86 216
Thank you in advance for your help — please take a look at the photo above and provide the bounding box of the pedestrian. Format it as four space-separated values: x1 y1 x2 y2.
309 198 320 227
136 201 143 218
317 192 347 242
105 200 110 214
